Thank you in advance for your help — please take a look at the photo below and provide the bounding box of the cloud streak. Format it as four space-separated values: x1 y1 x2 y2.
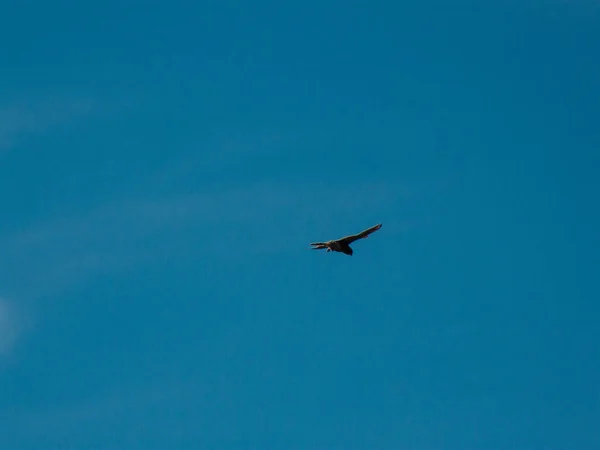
0 177 423 300
0 91 131 153
0 97 92 150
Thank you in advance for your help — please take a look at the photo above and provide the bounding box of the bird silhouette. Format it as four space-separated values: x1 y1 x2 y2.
310 223 382 256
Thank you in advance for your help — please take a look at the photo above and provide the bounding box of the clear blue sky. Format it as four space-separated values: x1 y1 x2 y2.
1 1 599 449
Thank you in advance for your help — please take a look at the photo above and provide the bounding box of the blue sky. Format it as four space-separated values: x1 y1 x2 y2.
1 1 599 448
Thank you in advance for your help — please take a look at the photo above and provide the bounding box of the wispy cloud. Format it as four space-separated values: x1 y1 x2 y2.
0 178 424 300
1 111 441 300
0 93 123 152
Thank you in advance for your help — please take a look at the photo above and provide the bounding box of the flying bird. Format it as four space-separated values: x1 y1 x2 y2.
310 223 382 256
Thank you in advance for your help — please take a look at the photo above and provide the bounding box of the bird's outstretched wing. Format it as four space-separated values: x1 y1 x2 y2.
337 223 382 245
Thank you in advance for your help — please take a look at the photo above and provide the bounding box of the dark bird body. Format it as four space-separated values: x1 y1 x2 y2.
310 223 382 256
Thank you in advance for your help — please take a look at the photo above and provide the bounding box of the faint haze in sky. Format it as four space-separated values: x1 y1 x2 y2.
1 1 599 449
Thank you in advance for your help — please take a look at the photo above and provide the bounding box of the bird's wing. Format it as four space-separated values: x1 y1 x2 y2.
337 223 382 245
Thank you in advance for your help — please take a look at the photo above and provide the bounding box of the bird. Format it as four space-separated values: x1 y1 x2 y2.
310 223 382 256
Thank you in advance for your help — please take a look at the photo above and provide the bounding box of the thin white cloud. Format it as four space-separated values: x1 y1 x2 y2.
0 178 425 300
1 110 442 300
0 92 126 152
0 96 93 151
